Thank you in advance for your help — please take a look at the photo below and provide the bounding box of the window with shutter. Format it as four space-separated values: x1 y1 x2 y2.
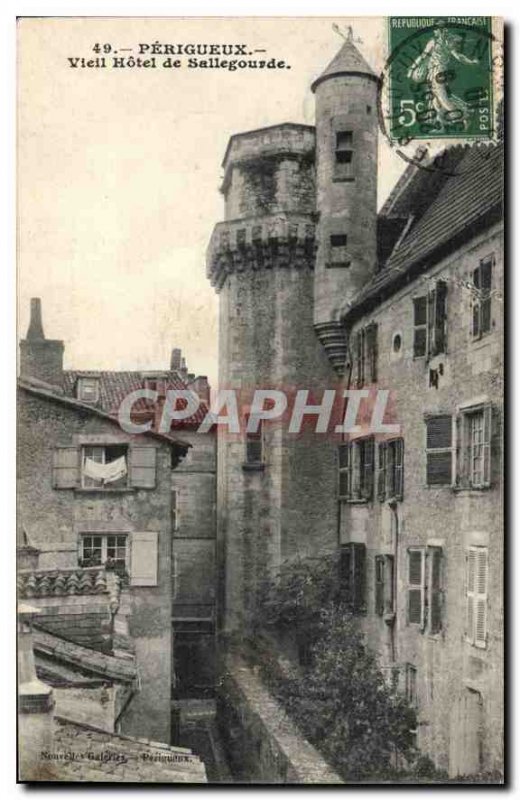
472 256 494 339
360 437 375 500
53 446 79 488
413 296 427 357
377 442 387 501
407 548 425 626
130 445 157 488
375 554 394 616
338 443 351 499
355 329 365 388
130 531 159 586
339 438 374 502
340 543 366 612
425 415 453 485
414 282 448 358
365 322 378 382
466 546 488 648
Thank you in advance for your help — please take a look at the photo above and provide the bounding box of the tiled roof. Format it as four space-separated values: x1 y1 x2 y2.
341 142 503 322
33 627 137 683
40 717 207 782
63 370 208 429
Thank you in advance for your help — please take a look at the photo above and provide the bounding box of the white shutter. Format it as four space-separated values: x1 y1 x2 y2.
52 446 79 488
130 445 157 488
475 548 488 648
130 532 158 586
407 549 426 627
466 548 476 643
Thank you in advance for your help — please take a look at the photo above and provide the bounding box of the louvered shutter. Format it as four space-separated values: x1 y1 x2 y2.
362 438 375 500
426 416 453 485
338 443 351 499
429 547 443 633
130 445 157 488
466 548 476 642
413 297 427 357
366 323 378 382
52 446 79 488
475 548 488 648
408 549 425 626
433 280 448 355
490 404 502 487
482 405 492 487
352 543 366 612
394 439 404 500
377 443 387 501
130 531 158 586
455 414 466 487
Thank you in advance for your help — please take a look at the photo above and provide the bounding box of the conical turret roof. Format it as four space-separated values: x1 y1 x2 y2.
311 37 377 92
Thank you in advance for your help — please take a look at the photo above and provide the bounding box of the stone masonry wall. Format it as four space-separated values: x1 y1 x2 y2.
340 222 504 776
17 390 174 744
218 654 343 783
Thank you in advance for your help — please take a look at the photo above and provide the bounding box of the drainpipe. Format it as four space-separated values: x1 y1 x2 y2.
386 500 399 665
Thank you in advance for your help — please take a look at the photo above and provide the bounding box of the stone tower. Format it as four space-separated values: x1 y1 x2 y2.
312 33 379 372
207 124 339 632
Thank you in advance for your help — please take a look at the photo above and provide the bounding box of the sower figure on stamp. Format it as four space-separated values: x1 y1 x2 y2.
407 26 479 130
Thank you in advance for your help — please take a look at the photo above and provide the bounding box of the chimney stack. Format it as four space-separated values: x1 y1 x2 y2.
20 299 64 388
170 348 182 371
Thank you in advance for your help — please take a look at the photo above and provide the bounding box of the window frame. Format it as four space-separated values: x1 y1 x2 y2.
339 542 366 613
245 418 265 466
79 533 129 573
77 377 100 404
338 436 375 502
378 438 404 501
456 404 492 490
472 255 494 341
353 323 378 387
413 281 448 359
81 443 129 490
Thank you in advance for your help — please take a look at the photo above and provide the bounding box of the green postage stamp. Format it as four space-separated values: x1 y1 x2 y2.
387 17 495 141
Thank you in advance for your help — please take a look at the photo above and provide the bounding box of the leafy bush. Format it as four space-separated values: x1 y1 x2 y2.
252 555 419 781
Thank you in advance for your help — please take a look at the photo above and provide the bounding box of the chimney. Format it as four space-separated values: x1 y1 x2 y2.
19 299 64 388
18 604 55 780
179 357 188 379
170 348 182 371
189 376 210 405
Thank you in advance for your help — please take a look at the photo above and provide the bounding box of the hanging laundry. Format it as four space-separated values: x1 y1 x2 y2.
83 455 127 484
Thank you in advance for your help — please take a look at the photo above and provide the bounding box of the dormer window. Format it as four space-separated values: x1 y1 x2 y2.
77 377 100 404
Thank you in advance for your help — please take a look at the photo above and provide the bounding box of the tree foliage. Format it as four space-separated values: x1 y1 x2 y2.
252 555 420 781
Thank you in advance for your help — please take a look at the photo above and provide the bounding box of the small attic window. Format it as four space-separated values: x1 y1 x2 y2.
331 234 347 248
334 131 354 179
77 377 100 404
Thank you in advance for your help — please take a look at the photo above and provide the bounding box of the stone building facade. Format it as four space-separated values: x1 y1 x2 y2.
207 36 504 777
17 299 217 744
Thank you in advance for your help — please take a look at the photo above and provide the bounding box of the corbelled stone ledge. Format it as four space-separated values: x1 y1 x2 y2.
18 567 120 604
206 213 316 291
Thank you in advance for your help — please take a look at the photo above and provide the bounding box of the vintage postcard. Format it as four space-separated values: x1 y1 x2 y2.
17 16 504 784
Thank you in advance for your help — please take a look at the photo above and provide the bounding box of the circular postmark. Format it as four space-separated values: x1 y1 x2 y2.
378 19 502 175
